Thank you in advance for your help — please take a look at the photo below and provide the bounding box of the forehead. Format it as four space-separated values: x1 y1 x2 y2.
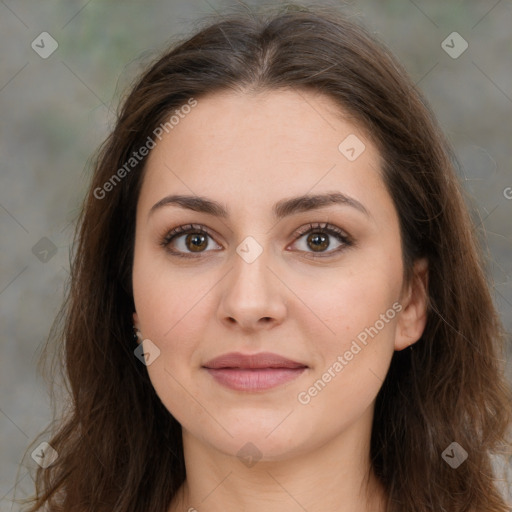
138 89 390 220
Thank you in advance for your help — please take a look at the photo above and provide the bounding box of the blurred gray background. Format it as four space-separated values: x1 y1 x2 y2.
1 0 511 509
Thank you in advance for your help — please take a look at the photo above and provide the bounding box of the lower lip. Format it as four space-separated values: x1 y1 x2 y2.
204 367 307 391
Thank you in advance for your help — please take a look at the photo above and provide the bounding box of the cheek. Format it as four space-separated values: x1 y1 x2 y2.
296 278 399 420
309 266 401 343
133 272 209 427
132 244 215 339
133 282 208 390
132 252 220 364
305 262 402 394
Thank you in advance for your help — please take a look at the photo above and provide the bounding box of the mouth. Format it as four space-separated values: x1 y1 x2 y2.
202 352 308 391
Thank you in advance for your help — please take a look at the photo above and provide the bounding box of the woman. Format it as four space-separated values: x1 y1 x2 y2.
22 4 511 512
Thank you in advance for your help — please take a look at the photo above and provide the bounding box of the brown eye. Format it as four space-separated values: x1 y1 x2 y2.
186 233 208 252
290 222 353 257
160 224 222 257
307 232 330 252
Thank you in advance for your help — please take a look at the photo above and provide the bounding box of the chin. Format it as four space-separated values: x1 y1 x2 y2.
185 410 317 461
208 431 309 463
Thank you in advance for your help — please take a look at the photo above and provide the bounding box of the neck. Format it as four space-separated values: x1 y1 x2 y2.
169 406 386 512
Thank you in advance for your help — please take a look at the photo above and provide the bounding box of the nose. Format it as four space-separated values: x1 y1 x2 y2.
217 245 287 332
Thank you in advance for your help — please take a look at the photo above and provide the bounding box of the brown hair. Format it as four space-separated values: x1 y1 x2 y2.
20 4 511 511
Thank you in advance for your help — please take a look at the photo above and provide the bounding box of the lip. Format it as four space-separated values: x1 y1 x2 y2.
203 352 308 391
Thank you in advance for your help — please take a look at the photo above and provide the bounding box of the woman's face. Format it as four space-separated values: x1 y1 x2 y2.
132 89 427 461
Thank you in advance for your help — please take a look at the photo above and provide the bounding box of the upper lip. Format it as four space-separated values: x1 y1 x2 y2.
203 352 308 369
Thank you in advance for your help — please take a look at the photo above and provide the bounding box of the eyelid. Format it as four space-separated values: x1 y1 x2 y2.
291 222 352 242
160 223 215 245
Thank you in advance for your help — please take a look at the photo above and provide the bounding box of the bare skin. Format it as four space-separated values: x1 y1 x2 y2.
132 89 428 512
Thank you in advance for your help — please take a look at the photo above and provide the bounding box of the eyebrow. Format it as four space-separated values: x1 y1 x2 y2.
148 191 369 220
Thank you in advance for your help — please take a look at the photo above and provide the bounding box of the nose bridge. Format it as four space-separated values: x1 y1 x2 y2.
232 241 271 295
218 236 287 328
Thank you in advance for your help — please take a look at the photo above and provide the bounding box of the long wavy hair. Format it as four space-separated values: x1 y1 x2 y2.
19 4 511 511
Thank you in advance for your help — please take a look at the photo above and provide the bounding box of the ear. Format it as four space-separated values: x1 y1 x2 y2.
133 312 142 344
395 258 429 351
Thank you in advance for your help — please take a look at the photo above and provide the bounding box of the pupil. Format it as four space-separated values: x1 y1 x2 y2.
308 233 328 251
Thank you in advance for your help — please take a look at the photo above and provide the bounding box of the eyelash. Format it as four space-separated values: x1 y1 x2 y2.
159 222 354 259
